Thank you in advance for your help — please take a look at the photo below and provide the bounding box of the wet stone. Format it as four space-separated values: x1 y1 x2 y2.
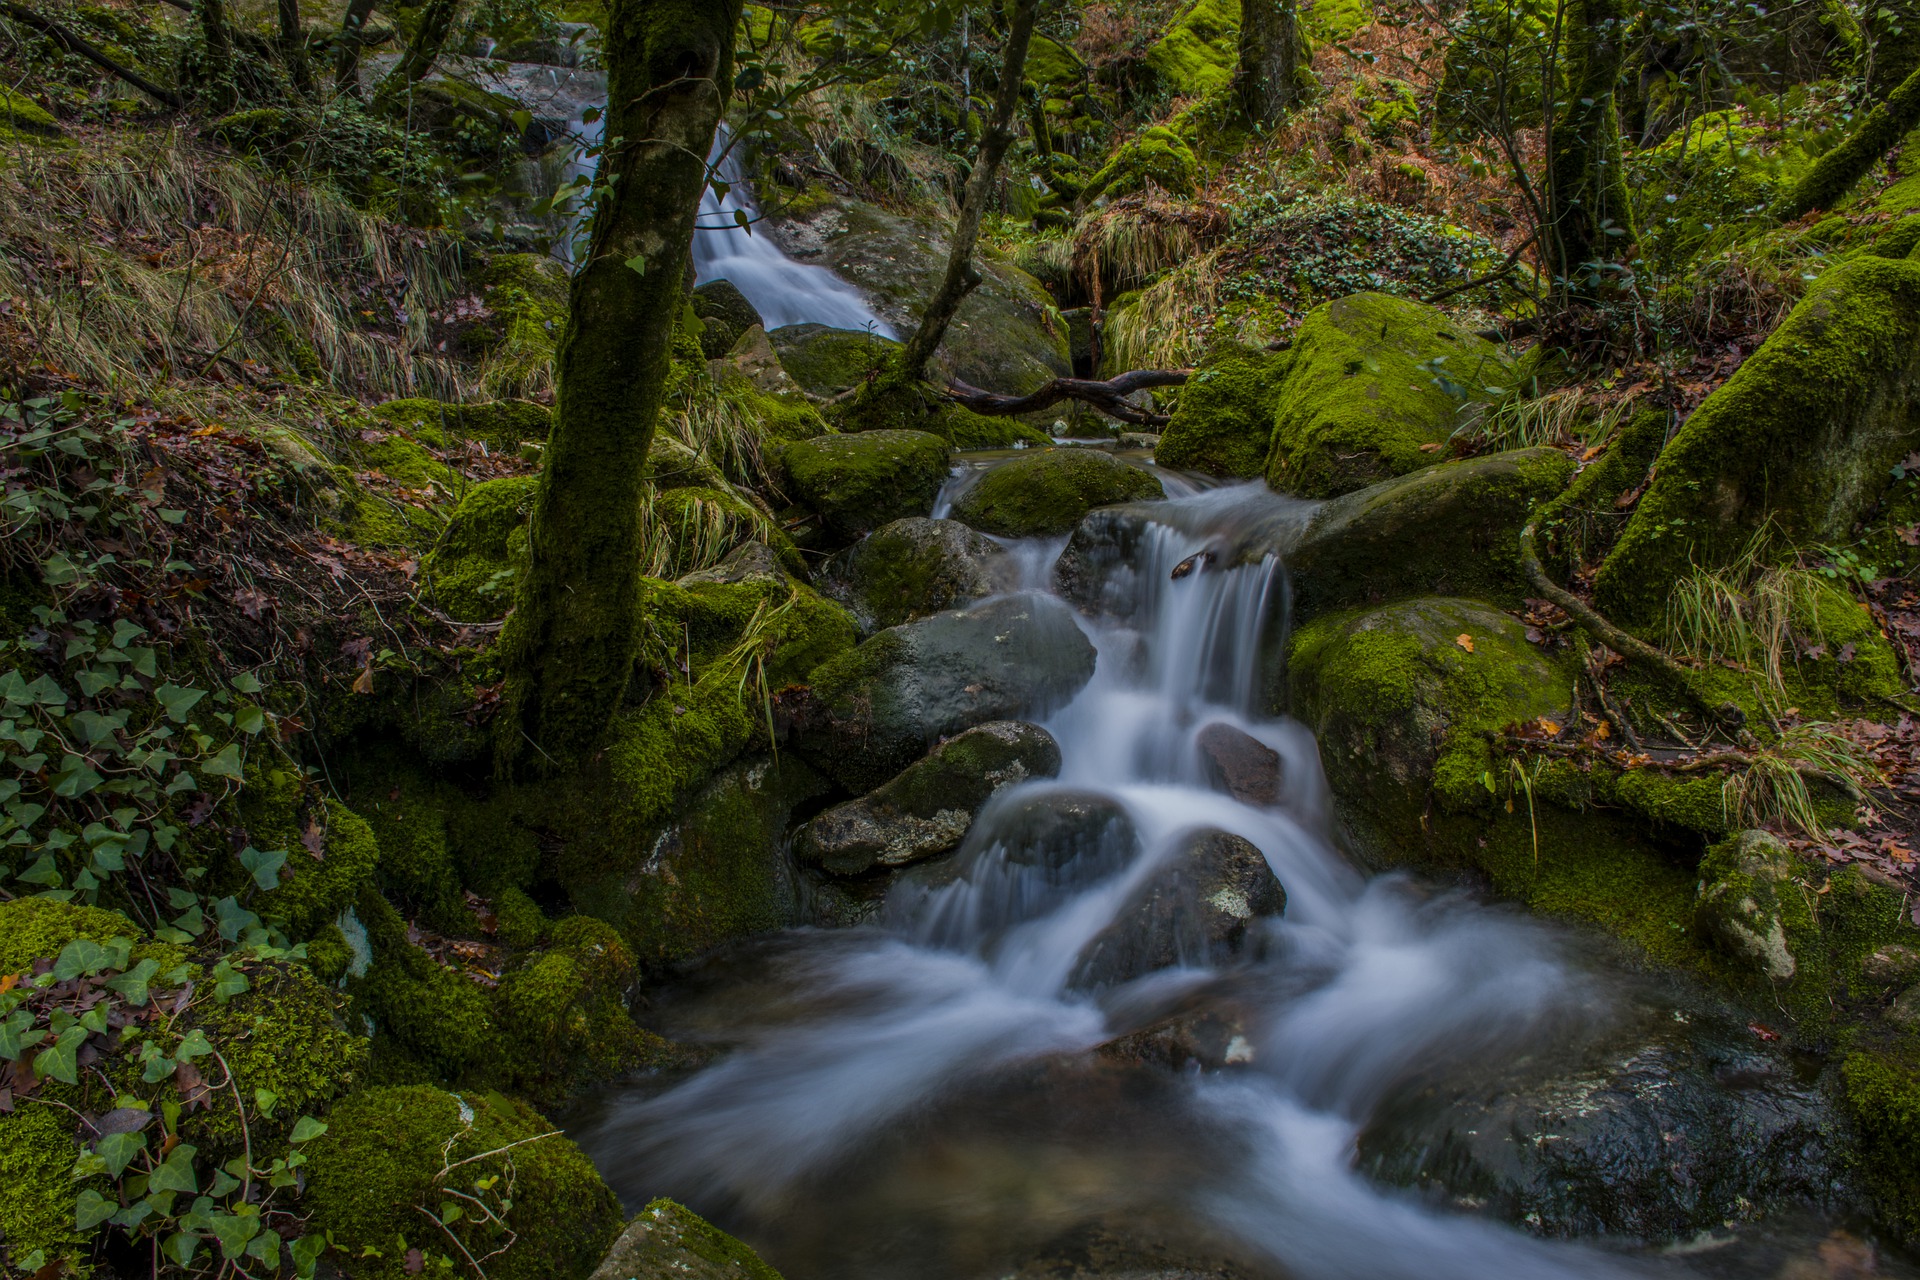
1195 723 1282 806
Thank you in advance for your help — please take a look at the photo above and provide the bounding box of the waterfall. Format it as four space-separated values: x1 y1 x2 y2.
692 128 896 336
568 480 1691 1279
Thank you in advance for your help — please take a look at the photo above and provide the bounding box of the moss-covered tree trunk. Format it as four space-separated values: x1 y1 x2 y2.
896 0 1038 382
1237 0 1299 128
277 0 312 94
333 0 378 95
193 0 235 111
498 0 741 765
1545 0 1635 292
1772 62 1920 221
1867 0 1920 94
372 0 462 109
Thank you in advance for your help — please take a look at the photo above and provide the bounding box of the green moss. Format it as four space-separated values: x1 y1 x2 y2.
1841 1036 1920 1241
307 923 354 985
334 424 460 552
773 325 897 397
1596 257 1920 630
0 1104 87 1273
592 678 759 840
1609 768 1728 837
304 1086 621 1280
446 793 543 896
248 789 382 938
651 484 806 579
492 886 547 948
372 398 551 453
950 449 1164 537
489 916 674 1098
348 889 492 1080
1155 343 1291 477
1534 408 1669 576
1142 0 1239 98
781 429 952 542
467 253 569 399
1026 34 1086 92
712 369 829 442
608 1200 786 1280
358 779 465 935
1264 292 1515 498
0 86 61 138
0 896 142 975
423 475 539 623
1084 125 1201 203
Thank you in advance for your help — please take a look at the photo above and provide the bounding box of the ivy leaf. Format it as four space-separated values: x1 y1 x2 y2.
238 846 286 891
33 1023 88 1083
0 1011 46 1059
154 684 206 724
74 1187 117 1231
147 1143 199 1194
96 1129 147 1177
624 254 648 275
176 1029 214 1061
52 938 110 980
105 957 161 1005
208 1207 261 1259
288 1116 328 1143
202 744 245 779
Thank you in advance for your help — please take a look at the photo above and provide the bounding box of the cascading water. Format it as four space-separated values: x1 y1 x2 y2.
691 129 896 335
569 479 1885 1279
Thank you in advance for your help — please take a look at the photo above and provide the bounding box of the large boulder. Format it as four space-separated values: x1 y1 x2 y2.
1153 343 1289 478
1069 829 1286 989
770 322 896 397
1357 974 1838 1240
820 516 1012 632
772 196 1071 393
589 1200 784 1280
951 449 1165 538
781 429 952 543
1286 447 1574 624
1596 256 1920 629
794 721 1063 876
1264 292 1514 498
793 595 1097 792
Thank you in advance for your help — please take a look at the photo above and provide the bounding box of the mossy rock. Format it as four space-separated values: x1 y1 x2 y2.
0 896 145 975
422 475 538 623
691 279 765 359
0 1105 86 1273
711 365 830 442
347 889 493 1080
466 253 568 398
305 1086 622 1280
1264 292 1515 498
1693 829 1808 983
793 594 1097 792
642 574 858 693
355 772 466 934
820 516 1010 632
0 86 61 138
1154 343 1291 477
238 763 381 938
1141 0 1239 97
949 449 1164 538
1287 447 1575 623
1083 126 1200 203
1533 408 1669 577
588 1200 784 1280
771 323 897 397
1841 1035 1920 1244
781 430 952 543
372 397 551 453
1596 256 1920 630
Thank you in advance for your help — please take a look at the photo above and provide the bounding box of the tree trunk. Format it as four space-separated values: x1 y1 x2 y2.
1545 0 1635 292
1772 62 1920 221
277 0 312 94
372 0 461 108
1866 0 1920 95
1237 0 1298 128
896 0 1038 382
333 0 378 96
498 0 741 764
194 0 235 111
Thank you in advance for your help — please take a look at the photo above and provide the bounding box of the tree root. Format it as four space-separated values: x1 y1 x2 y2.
940 368 1191 427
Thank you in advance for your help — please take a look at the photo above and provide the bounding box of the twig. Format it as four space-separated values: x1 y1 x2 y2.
1423 227 1541 305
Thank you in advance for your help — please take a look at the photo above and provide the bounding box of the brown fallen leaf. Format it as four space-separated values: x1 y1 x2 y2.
351 662 374 695
1455 634 1475 653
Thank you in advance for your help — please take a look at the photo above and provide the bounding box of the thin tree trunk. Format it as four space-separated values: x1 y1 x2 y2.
372 0 460 108
1772 62 1920 221
1237 0 1299 127
194 0 235 111
277 0 312 94
498 0 742 764
897 0 1038 382
1545 0 1635 292
334 0 378 96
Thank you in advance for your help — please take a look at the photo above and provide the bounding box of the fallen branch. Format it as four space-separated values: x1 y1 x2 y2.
1423 228 1541 306
941 368 1191 427
1 1 184 107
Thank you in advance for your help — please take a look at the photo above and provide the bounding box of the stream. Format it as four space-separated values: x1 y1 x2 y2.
567 475 1912 1279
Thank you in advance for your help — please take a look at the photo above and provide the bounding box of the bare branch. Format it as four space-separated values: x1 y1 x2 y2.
940 369 1191 427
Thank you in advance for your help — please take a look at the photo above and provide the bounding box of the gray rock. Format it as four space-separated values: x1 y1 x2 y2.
794 721 1062 876
1891 982 1920 1029
711 324 809 400
1069 830 1285 989
678 541 787 587
821 517 1011 632
771 196 1070 394
1286 448 1575 624
1195 723 1281 806
793 594 1096 792
493 21 595 66
1356 976 1840 1241
588 1199 782 1280
691 279 765 359
1694 830 1804 983
1864 943 1920 986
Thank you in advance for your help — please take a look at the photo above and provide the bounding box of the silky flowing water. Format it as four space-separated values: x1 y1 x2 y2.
568 473 1914 1278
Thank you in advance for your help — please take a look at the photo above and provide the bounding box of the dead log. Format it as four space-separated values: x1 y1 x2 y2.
941 368 1191 427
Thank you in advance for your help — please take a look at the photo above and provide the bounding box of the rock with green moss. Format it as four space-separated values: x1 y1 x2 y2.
492 885 548 948
1155 344 1290 477
356 775 467 934
372 397 551 453
1842 1037 1920 1243
1264 292 1515 498
0 86 60 138
490 915 675 1098
770 197 1071 394
951 449 1164 538
0 895 146 975
1694 830 1807 981
463 253 569 398
794 594 1097 792
347 889 492 1079
1083 126 1201 203
711 361 830 441
239 765 382 938
772 323 897 396
306 1085 621 1280
1288 447 1574 622
820 516 1011 632
589 1199 785 1280
1596 257 1920 629
781 429 952 542
691 279 765 359
1141 0 1238 97
423 474 537 622
335 423 460 551
0 1104 87 1273
796 721 1062 875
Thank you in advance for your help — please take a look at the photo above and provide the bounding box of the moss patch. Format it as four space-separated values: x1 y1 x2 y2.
373 398 551 453
422 475 538 623
781 429 952 542
1084 126 1201 202
950 448 1164 537
1155 343 1291 477
0 1105 87 1273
